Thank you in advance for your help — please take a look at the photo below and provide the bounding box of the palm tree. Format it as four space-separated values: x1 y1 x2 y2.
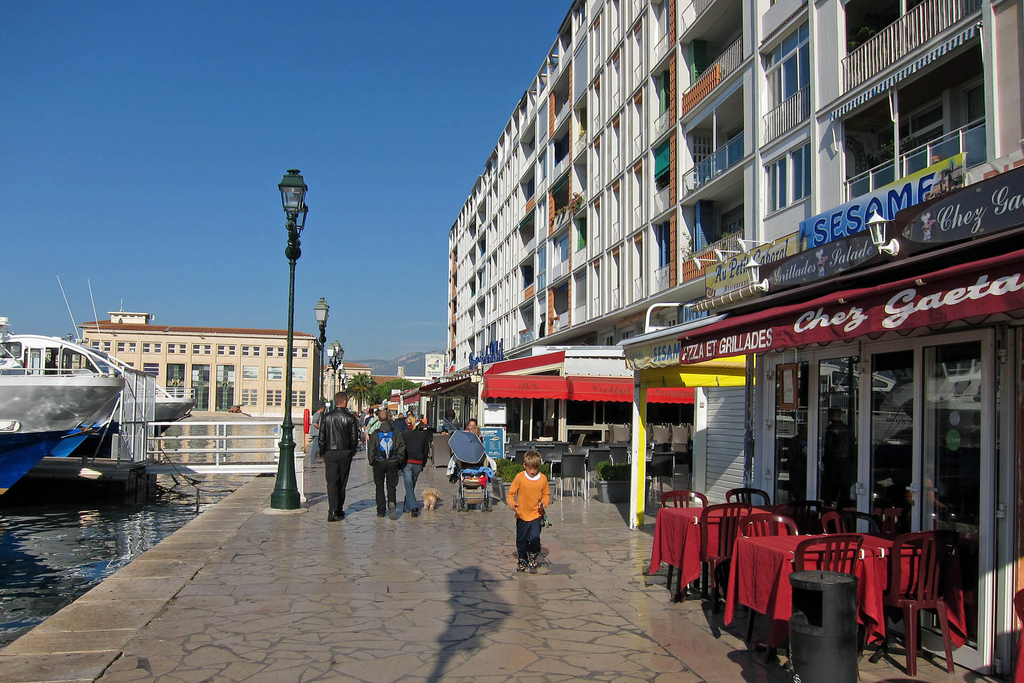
346 373 376 412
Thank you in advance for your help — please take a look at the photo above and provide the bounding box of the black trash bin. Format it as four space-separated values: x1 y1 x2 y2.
789 570 858 683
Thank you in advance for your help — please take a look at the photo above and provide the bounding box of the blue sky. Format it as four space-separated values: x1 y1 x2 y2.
2 1 570 359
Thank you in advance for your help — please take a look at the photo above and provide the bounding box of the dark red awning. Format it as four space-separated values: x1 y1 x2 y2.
483 351 565 375
646 387 696 404
482 374 568 400
566 376 633 402
679 247 1024 364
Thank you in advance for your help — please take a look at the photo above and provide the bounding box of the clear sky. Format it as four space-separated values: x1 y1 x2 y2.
2 1 571 359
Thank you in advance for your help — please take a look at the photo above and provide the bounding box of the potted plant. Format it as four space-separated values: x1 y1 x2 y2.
595 461 631 504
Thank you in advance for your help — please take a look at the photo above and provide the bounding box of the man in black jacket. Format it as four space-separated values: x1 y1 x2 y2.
318 392 360 522
367 410 407 519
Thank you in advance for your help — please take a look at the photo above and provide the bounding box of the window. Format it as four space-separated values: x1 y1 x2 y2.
142 343 151 353
103 341 111 352
143 363 159 376
792 143 811 202
166 363 186 387
655 222 671 268
242 365 259 380
168 344 176 354
292 367 307 382
266 389 282 407
291 391 307 408
192 344 200 354
576 218 587 251
153 343 161 353
768 156 787 212
242 388 259 406
767 142 811 213
193 344 211 355
217 345 236 356
128 343 137 353
292 347 308 358
117 342 126 353
267 366 283 381
766 23 810 109
91 340 100 349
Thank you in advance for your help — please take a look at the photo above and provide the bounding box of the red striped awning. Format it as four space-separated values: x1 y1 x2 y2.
482 374 568 400
567 376 633 402
646 387 696 404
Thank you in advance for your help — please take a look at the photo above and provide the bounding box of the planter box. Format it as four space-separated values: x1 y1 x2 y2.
596 479 630 504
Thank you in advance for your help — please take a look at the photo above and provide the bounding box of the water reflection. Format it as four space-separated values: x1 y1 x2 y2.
0 474 246 647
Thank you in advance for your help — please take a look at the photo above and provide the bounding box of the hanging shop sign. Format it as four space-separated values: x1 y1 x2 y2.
705 233 799 298
680 247 1024 364
764 232 882 292
899 164 1024 244
798 154 965 250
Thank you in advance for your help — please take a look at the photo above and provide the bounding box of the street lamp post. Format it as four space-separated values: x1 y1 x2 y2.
314 298 329 407
327 340 344 399
271 169 308 511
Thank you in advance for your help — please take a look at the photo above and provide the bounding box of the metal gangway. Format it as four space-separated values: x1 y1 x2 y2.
144 420 306 501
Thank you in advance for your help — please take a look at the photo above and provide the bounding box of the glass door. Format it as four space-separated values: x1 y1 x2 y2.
869 350 915 533
191 364 210 411
773 360 808 503
215 365 235 411
817 356 859 508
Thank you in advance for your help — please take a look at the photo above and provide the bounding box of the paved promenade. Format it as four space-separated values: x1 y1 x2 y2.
0 457 994 682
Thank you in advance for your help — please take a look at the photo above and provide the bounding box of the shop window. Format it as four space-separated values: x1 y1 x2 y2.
774 360 808 503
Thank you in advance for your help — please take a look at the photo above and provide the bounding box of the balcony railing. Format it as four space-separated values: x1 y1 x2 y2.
611 287 621 310
654 264 670 293
653 34 669 61
634 203 645 225
688 132 744 192
574 304 586 323
846 120 986 198
594 166 602 188
610 219 621 242
695 0 716 18
522 235 536 254
843 0 982 92
519 329 535 346
611 151 621 175
575 134 588 156
653 109 672 139
633 133 644 158
593 296 602 317
634 278 645 300
549 258 570 282
634 61 644 90
551 311 570 332
680 37 743 117
763 86 810 143
653 184 672 215
553 154 570 180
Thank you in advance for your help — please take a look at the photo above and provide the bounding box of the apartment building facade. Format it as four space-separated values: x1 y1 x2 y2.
80 311 318 418
446 0 1022 373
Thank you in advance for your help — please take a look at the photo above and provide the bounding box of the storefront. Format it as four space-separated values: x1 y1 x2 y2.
418 375 478 432
676 167 1024 673
621 317 748 529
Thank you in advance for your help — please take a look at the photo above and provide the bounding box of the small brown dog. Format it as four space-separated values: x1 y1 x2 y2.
422 488 443 511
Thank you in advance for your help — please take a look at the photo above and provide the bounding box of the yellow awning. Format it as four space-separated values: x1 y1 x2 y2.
639 356 748 388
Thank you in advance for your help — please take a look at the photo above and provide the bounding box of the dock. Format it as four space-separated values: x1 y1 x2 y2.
0 462 988 683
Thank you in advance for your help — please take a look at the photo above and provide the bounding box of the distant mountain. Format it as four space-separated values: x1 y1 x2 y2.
349 351 442 377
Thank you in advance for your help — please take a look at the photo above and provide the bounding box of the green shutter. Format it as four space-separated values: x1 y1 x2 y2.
689 41 707 81
551 174 570 196
659 72 670 114
654 141 671 179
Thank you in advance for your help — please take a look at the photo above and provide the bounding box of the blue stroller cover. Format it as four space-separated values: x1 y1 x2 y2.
448 430 486 467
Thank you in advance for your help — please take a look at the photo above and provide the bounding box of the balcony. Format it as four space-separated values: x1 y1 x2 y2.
680 37 743 117
652 109 672 140
843 0 982 92
593 296 602 317
634 278 645 301
654 264 670 293
610 218 621 242
687 132 744 193
634 203 645 225
555 98 571 127
633 61 644 91
653 34 670 62
523 236 536 254
694 0 716 17
574 304 586 324
551 311 570 332
611 287 621 310
763 86 810 144
846 120 986 198
555 206 574 231
553 153 571 180
633 133 644 159
549 258 570 282
519 329 535 346
575 132 588 156
653 184 672 215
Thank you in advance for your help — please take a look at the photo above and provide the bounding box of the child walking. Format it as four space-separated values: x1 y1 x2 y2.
506 450 551 572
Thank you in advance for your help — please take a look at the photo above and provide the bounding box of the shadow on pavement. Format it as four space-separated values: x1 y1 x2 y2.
428 566 507 683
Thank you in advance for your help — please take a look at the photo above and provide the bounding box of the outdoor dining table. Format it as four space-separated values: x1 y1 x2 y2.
648 506 768 600
723 534 969 650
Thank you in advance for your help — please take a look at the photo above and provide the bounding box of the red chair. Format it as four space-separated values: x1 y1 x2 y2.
793 534 863 573
740 513 797 643
1014 588 1024 682
740 513 798 538
878 507 907 537
661 490 708 508
821 510 844 534
773 500 828 535
880 530 958 676
700 502 752 612
726 487 771 507
823 509 882 534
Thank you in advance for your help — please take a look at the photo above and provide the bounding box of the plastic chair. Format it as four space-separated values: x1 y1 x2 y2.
646 454 675 502
740 513 798 641
823 509 882 535
560 453 587 499
608 444 628 465
792 533 864 574
700 502 752 613
876 530 958 676
587 447 611 475
512 446 528 465
879 507 907 537
773 500 827 535
726 488 771 507
740 513 798 538
661 490 708 508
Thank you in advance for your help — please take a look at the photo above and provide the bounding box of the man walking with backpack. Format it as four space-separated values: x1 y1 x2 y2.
367 409 407 519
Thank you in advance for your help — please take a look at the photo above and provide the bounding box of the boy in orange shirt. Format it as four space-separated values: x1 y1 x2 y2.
506 450 551 572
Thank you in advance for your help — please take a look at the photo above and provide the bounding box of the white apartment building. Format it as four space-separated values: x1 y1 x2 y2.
446 0 1022 373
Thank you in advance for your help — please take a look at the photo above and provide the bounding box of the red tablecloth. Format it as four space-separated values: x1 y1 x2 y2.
648 506 769 589
724 534 968 649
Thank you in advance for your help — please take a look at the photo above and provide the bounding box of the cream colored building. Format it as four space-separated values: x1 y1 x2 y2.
79 311 317 418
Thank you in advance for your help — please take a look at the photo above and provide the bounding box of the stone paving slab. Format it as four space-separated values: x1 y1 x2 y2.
1 459 999 683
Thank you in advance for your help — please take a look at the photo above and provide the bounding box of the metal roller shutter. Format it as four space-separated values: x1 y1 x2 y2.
704 386 746 504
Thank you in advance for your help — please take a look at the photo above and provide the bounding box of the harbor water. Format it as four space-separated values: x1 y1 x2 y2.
0 472 252 648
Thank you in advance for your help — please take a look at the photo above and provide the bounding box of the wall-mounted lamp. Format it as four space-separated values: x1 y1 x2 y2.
737 239 771 253
743 256 770 292
690 254 717 270
866 212 900 256
714 248 740 263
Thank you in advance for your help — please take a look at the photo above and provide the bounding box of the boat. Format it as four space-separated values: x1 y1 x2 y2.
0 323 124 495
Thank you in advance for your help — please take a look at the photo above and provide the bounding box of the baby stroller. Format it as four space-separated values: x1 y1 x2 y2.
447 430 494 512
